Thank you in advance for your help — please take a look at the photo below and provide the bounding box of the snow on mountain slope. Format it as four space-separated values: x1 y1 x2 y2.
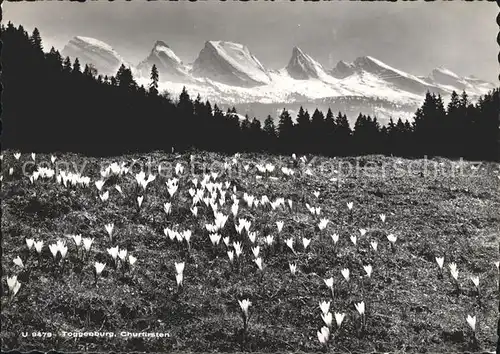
349 56 446 95
136 41 191 82
192 41 272 87
330 60 356 79
285 47 328 80
427 67 496 95
62 36 128 76
429 67 469 90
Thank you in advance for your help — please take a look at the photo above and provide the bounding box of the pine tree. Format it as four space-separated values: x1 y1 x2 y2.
116 64 137 89
73 58 81 73
278 109 294 153
323 108 336 156
62 56 72 73
334 112 352 155
149 64 159 96
30 28 43 52
295 106 310 153
310 108 325 154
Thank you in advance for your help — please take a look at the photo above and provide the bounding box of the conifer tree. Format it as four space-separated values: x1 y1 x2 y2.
278 109 294 153
149 64 159 96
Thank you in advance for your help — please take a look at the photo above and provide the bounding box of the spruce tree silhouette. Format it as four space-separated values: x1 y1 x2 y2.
295 106 311 153
310 108 325 154
263 115 278 152
323 108 336 156
149 64 159 96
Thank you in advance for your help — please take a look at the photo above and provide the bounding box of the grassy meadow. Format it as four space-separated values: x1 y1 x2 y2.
1 151 499 352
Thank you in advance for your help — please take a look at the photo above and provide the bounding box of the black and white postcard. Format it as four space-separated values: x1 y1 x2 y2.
1 1 499 353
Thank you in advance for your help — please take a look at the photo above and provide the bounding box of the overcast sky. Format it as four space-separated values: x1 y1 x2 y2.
4 1 497 81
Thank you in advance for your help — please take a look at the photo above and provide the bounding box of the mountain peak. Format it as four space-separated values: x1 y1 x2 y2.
330 60 355 79
154 40 170 49
136 41 188 81
192 40 271 87
286 46 325 80
62 36 126 76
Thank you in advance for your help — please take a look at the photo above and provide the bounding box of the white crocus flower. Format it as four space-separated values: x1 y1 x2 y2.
341 268 350 282
99 191 109 202
25 238 34 250
95 180 105 191
318 218 329 230
276 221 284 233
364 264 373 278
49 244 59 260
209 233 221 246
335 313 345 328
359 228 367 237
233 242 243 258
95 262 106 276
302 237 311 250
324 277 334 293
350 235 357 246
7 276 18 292
137 196 144 208
105 223 114 240
248 232 257 244
128 255 137 266
466 315 476 332
436 257 444 269
251 246 260 258
34 240 44 254
265 235 274 246
254 257 263 271
387 234 397 244
176 273 183 287
83 238 94 252
317 326 329 345
347 202 353 210
107 246 119 261
379 214 386 223
227 250 234 263
14 152 21 160
59 245 68 260
449 262 459 281
285 238 295 253
118 249 128 262
322 312 333 328
355 301 365 316
319 301 330 315
175 262 185 275
238 299 251 319
371 241 378 252
223 237 230 247
71 234 82 247
13 256 24 268
289 263 297 275
164 202 172 215
9 167 14 175
470 276 479 289
331 233 339 245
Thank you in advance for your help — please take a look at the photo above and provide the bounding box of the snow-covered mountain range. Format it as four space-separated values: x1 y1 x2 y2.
61 36 496 124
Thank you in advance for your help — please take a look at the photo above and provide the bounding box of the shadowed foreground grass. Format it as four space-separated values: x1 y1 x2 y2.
1 151 499 352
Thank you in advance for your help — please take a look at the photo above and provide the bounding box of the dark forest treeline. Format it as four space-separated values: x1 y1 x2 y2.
2 24 499 160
